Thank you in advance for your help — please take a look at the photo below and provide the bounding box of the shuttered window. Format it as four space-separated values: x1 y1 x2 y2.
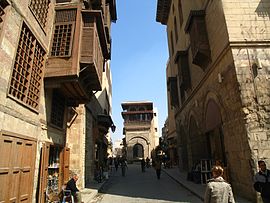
51 90 65 128
8 22 45 110
29 0 50 29
167 77 179 108
174 50 191 105
185 10 211 69
50 9 76 57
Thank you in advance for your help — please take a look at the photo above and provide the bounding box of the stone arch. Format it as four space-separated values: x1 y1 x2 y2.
203 93 227 166
188 114 210 170
128 136 148 144
127 136 150 160
203 91 227 130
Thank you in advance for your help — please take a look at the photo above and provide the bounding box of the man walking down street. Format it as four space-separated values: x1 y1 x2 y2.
141 158 146 172
254 160 270 203
154 158 162 179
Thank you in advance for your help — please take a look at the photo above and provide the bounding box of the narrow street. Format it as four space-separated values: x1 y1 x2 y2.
88 164 202 203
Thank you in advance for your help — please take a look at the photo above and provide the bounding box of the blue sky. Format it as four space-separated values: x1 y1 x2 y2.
110 0 169 143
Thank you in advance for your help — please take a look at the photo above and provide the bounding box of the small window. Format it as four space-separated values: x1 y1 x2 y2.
51 90 65 128
8 22 46 110
29 0 50 29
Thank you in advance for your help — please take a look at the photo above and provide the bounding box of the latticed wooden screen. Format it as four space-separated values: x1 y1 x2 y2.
29 0 50 29
0 5 5 23
51 90 65 128
50 9 76 57
8 22 45 110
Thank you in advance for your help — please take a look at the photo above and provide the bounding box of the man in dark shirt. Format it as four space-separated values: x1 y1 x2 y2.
254 160 270 203
66 173 81 203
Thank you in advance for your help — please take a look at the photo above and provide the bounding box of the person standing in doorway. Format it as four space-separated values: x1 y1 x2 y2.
254 160 270 203
204 165 235 203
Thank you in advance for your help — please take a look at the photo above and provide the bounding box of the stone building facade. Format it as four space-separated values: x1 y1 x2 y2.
156 0 270 201
121 101 159 162
0 0 116 202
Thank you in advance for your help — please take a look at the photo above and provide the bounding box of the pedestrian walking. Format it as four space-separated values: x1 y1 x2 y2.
120 157 128 176
254 160 270 203
204 165 235 203
114 157 119 171
141 158 146 172
146 157 150 168
154 158 162 179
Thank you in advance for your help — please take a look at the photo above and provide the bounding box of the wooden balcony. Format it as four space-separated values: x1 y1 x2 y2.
45 5 109 104
124 120 152 131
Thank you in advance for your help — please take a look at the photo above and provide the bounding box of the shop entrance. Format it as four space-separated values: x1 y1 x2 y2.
38 144 70 203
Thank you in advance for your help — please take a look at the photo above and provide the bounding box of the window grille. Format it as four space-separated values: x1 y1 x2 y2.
8 22 45 110
50 9 76 57
51 90 65 128
29 0 50 29
0 5 5 23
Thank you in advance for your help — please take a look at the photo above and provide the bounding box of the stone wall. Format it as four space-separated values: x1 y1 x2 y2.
163 0 269 200
0 1 55 202
67 105 86 189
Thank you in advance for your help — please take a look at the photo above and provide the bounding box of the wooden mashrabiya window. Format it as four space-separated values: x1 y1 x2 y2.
8 22 46 111
29 0 50 29
50 8 76 57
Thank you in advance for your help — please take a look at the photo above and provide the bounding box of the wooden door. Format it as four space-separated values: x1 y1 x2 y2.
63 147 70 184
0 135 14 202
18 140 36 202
38 143 50 203
0 134 36 203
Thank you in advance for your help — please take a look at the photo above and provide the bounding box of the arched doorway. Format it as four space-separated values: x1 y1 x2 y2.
189 116 209 167
205 99 226 166
177 125 189 171
133 144 144 159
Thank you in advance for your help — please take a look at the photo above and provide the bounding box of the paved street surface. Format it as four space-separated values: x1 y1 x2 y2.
88 164 202 203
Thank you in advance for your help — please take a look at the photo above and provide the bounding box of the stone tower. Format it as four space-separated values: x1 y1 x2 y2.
121 101 159 162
